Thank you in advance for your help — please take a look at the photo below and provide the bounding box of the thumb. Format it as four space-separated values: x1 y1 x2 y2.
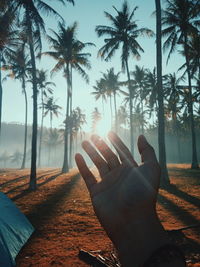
138 135 157 163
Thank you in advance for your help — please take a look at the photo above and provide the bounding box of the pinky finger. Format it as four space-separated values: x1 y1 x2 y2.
75 153 97 193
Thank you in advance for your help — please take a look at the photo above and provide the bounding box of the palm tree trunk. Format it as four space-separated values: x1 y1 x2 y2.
69 102 73 168
109 95 113 126
27 13 38 190
76 134 78 154
48 145 50 166
184 38 199 169
21 77 28 169
50 112 52 129
125 59 134 156
173 114 181 163
140 94 144 134
102 98 105 116
113 92 118 132
155 0 170 187
0 53 3 137
69 68 73 168
176 130 182 163
38 89 44 167
62 65 70 173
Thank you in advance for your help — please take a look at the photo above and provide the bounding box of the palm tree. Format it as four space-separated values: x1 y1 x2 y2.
0 151 10 168
101 68 121 131
117 106 128 129
71 107 86 136
10 150 23 168
91 107 101 133
36 69 55 167
155 0 170 186
4 0 74 190
70 107 86 162
43 97 62 129
145 68 158 120
162 0 199 169
132 105 146 135
92 79 107 114
2 46 31 169
95 1 154 155
0 9 18 136
43 21 93 172
180 33 200 79
165 73 184 162
131 65 148 134
44 128 62 166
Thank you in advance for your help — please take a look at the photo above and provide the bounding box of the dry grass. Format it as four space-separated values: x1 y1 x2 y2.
0 165 199 266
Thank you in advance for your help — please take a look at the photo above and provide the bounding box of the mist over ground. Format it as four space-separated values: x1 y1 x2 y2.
1 122 199 169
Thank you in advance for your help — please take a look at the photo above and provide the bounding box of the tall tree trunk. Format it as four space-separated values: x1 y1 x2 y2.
155 0 170 187
140 92 144 135
38 89 44 167
173 116 182 163
50 112 52 129
109 95 113 126
102 98 105 116
113 92 118 132
125 59 134 156
176 133 182 163
69 68 73 168
48 145 51 166
184 38 199 169
27 14 38 190
21 77 28 169
0 53 3 137
62 65 70 173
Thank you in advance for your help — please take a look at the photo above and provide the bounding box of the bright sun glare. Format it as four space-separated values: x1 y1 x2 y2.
96 117 112 137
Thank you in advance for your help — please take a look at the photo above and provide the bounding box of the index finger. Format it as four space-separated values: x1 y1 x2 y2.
75 153 97 193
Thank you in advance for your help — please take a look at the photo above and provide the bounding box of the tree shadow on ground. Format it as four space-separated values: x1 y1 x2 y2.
158 193 200 263
158 193 200 233
0 169 58 189
16 172 80 265
168 167 200 180
11 170 61 201
27 173 80 227
165 184 200 208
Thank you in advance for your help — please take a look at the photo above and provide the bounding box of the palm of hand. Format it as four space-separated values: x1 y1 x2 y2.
92 163 159 238
75 132 160 241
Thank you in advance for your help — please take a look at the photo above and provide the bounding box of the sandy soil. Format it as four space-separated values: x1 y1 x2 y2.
0 164 199 266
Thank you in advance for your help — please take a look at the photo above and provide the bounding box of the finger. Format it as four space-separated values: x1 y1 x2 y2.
91 134 120 169
108 131 138 167
137 135 158 163
75 153 97 192
82 141 110 176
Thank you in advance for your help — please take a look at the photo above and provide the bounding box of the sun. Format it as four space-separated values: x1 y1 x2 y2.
96 117 112 137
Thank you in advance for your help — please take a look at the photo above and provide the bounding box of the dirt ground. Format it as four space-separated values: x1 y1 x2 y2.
0 164 200 266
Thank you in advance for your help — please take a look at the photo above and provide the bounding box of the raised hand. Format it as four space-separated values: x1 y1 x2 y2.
75 132 169 266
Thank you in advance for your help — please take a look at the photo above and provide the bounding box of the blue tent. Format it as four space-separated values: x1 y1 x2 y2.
0 192 34 267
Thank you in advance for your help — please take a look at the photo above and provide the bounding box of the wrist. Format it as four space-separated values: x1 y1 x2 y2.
112 211 170 267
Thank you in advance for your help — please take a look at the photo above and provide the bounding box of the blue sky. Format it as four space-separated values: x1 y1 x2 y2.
2 0 184 131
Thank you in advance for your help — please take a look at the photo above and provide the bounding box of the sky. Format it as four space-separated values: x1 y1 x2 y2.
2 0 185 132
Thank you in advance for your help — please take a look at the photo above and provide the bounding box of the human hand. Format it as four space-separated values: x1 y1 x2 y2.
75 132 169 266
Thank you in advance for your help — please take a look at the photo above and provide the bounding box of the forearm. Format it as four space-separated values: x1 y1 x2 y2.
110 212 186 267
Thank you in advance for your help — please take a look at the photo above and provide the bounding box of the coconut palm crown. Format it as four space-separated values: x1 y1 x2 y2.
95 2 154 70
95 1 154 154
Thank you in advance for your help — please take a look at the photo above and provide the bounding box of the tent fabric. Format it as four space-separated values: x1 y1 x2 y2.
0 192 34 267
